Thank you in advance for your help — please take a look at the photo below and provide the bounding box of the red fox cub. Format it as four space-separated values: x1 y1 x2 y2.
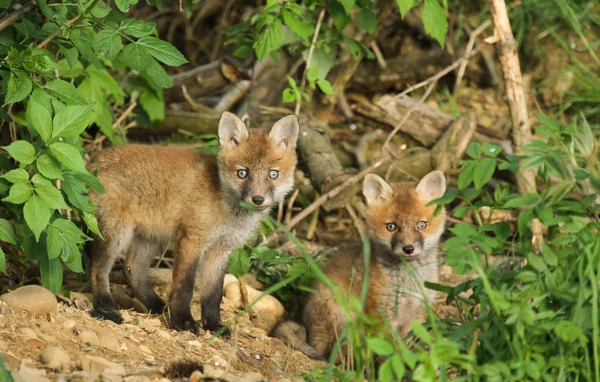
275 170 446 359
88 112 299 334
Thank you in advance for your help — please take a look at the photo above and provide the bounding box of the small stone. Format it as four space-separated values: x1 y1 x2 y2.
80 355 125 374
0 340 8 351
133 316 145 326
237 372 266 382
0 286 57 317
239 274 264 290
124 376 152 382
155 330 171 340
97 327 119 351
11 366 49 382
79 330 101 347
40 347 70 370
62 319 76 330
188 340 201 347
139 345 152 354
17 327 38 339
0 301 9 315
143 318 161 328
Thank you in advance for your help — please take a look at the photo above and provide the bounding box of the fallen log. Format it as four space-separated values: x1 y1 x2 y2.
133 109 221 136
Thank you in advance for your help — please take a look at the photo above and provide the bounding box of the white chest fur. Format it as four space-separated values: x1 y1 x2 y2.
204 211 263 253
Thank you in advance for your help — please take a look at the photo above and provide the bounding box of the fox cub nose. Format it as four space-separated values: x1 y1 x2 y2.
252 196 265 205
402 245 415 255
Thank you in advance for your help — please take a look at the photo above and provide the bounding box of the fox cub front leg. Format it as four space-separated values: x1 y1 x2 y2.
198 248 231 336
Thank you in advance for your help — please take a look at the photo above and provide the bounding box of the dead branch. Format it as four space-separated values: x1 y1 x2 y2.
432 112 479 173
454 21 492 92
245 56 290 126
215 80 251 112
0 3 33 32
490 0 543 253
131 109 220 136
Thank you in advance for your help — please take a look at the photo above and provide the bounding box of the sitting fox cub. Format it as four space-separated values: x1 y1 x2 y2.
274 170 446 359
89 112 299 334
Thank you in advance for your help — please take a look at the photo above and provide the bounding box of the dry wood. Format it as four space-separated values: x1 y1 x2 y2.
131 109 220 136
215 80 251 112
350 51 453 92
167 58 248 102
490 0 543 253
245 56 290 126
432 112 479 172
0 3 32 32
454 21 492 92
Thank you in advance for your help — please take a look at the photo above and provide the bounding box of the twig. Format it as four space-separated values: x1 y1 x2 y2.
113 101 138 128
284 189 300 226
454 21 491 92
214 80 251 112
0 4 33 33
370 41 387 69
37 15 80 49
294 8 326 115
382 82 436 152
268 158 388 241
181 85 204 111
345 204 365 236
489 0 543 253
305 193 320 240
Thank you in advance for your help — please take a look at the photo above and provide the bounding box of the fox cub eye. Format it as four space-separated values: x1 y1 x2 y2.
269 170 279 179
237 169 248 179
386 222 397 232
417 221 427 230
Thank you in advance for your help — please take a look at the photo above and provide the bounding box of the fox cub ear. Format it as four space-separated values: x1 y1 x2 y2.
363 174 394 205
219 112 249 149
270 115 299 151
416 170 446 202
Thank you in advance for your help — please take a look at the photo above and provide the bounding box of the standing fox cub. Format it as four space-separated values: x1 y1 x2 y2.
89 112 299 334
274 170 446 359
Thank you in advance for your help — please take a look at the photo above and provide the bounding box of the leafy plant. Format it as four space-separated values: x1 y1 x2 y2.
0 0 186 292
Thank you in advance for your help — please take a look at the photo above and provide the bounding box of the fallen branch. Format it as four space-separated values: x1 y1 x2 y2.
0 3 33 33
130 109 220 136
215 80 251 112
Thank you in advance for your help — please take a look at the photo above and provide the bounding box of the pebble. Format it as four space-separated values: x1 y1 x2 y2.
139 345 152 354
0 285 57 316
62 319 76 330
80 355 125 374
79 330 101 347
188 340 202 347
155 330 171 340
144 318 162 328
40 347 70 370
11 366 49 382
97 327 120 351
17 327 38 339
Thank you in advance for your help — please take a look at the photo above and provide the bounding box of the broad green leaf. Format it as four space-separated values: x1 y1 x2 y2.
71 32 102 67
87 66 125 103
2 169 28 183
554 320 586 343
357 9 377 34
144 58 172 88
281 9 313 39
527 253 547 272
317 79 335 95
503 193 540 208
23 194 52 241
27 94 52 143
69 171 105 193
282 88 295 103
541 244 558 266
379 358 394 382
46 224 62 259
30 88 53 114
536 114 560 132
397 0 417 17
83 211 103 238
2 182 33 204
254 19 284 61
228 247 250 276
62 174 88 210
0 218 16 245
136 37 188 66
120 42 152 72
338 0 356 13
39 255 63 294
139 90 164 122
5 71 32 105
120 19 156 37
473 157 496 189
306 67 319 82
423 0 448 48
0 247 5 274
303 47 335 80
53 218 87 243
52 103 95 138
62 240 83 273
32 175 70 210
36 154 63 180
2 140 35 164
457 160 476 189
390 354 405 379
115 0 136 12
93 29 123 61
366 337 394 356
411 321 432 345
45 79 86 105
49 143 87 173
91 1 111 18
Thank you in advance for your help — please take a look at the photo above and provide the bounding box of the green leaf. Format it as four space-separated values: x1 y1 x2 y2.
554 320 585 343
93 29 123 61
115 0 135 12
49 143 87 173
527 253 546 272
120 42 152 72
52 104 95 138
0 247 5 274
83 211 103 238
379 358 394 382
536 114 560 132
120 19 156 37
145 58 172 88
139 90 165 122
457 161 476 189
254 19 284 61
228 247 250 276
411 321 432 345
390 354 405 379
136 37 188 66
2 182 33 204
2 169 28 183
2 140 35 164
5 71 32 105
281 9 313 39
23 194 52 241
307 67 319 82
46 224 62 259
303 47 335 80
62 174 88 210
366 337 394 356
357 9 377 34
32 175 70 210
282 88 295 103
473 157 496 189
45 79 87 105
541 244 557 267
317 79 335 95
36 154 63 180
90 1 110 18
39 255 63 294
397 0 417 18
338 0 356 13
27 94 52 143
503 193 540 208
422 0 448 47
0 218 17 245
53 218 87 243
69 170 105 193
62 240 83 273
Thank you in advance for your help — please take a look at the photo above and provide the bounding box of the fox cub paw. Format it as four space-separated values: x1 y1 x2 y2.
202 321 231 338
91 307 123 324
171 319 200 334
